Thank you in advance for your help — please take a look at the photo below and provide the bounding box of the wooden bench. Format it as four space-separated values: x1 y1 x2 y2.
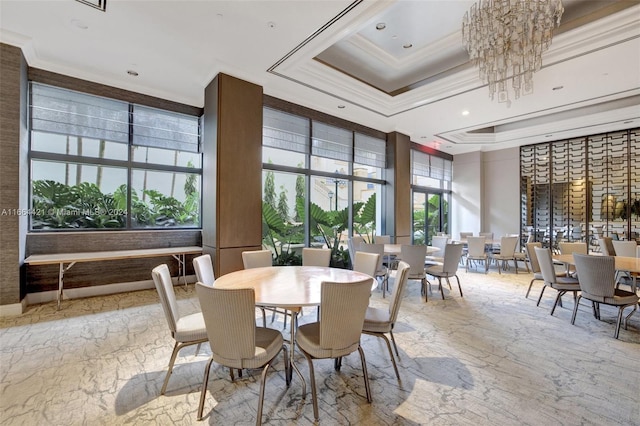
24 246 203 309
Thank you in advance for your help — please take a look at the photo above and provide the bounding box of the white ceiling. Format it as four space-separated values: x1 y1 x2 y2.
1 0 639 156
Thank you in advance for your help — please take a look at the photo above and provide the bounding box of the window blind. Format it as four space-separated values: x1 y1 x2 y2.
311 121 353 162
30 83 129 144
262 107 309 153
354 133 386 168
412 150 430 177
132 105 200 153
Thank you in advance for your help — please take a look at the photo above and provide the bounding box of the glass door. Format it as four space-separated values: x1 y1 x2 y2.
412 190 449 244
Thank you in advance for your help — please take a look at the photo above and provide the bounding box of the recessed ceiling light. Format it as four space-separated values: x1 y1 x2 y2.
375 22 386 30
552 86 563 91
337 105 345 109
127 70 139 77
545 134 553 138
445 145 452 148
267 21 276 29
391 35 398 39
403 43 413 49
462 110 470 116
420 136 427 139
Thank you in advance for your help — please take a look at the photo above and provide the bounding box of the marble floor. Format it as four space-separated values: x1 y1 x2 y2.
1 267 639 425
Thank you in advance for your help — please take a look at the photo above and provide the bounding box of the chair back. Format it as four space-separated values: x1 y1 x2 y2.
571 225 582 241
467 236 487 257
598 237 616 256
353 251 380 278
534 247 558 284
242 249 273 269
196 283 257 364
359 243 385 274
479 232 494 241
319 278 373 350
558 242 588 255
302 248 331 267
442 243 464 274
388 261 410 323
525 242 543 273
400 244 427 278
151 264 181 334
431 235 449 252
637 245 640 258
193 254 215 285
498 235 518 256
374 235 391 244
459 232 474 240
612 241 637 257
573 254 616 300
348 236 365 266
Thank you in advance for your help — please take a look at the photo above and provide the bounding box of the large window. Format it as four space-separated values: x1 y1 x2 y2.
29 83 202 230
262 107 386 267
411 149 452 244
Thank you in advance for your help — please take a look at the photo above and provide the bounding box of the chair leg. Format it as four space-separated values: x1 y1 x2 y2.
571 295 582 324
551 291 565 316
438 278 445 300
614 306 625 339
389 330 400 358
536 285 547 306
357 345 372 403
260 307 267 328
378 332 400 380
454 275 463 297
525 279 535 299
256 362 271 426
303 352 319 421
197 356 215 421
161 342 182 395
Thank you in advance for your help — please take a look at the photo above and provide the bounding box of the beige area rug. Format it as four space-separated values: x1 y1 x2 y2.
1 267 638 425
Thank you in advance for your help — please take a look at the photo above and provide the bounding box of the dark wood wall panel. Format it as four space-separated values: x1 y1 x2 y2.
0 44 27 305
388 132 412 243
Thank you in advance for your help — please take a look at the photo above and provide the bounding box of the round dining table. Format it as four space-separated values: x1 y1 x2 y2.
214 265 374 388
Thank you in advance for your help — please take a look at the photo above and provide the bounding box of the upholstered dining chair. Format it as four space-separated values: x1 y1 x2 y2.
374 235 391 244
513 233 532 273
525 242 568 299
359 243 389 296
490 235 519 274
425 243 464 301
572 254 639 339
598 237 616 256
295 277 374 422
362 261 410 381
612 241 638 258
302 247 331 267
242 249 273 269
426 235 448 265
151 264 208 395
242 250 273 328
399 244 428 298
195 283 289 424
459 231 474 239
193 254 215 286
558 242 588 277
534 247 581 316
347 236 365 268
465 236 488 273
353 251 380 280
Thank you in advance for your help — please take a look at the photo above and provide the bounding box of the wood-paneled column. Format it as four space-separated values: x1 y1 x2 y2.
202 73 263 276
0 43 28 312
386 132 412 244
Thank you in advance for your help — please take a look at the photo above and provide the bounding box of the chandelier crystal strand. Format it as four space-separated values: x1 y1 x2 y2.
462 0 564 107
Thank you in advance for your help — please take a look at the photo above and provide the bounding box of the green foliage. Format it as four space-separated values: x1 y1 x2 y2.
264 169 276 210
277 186 289 220
353 194 376 243
262 201 303 265
31 179 199 230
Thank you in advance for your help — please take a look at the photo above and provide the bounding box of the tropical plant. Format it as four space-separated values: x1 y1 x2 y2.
262 201 302 265
353 194 376 243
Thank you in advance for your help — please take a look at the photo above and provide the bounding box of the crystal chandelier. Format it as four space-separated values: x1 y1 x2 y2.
462 0 564 106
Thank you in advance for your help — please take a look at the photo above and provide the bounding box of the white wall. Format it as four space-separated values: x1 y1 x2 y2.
452 151 482 239
452 148 520 241
482 148 520 238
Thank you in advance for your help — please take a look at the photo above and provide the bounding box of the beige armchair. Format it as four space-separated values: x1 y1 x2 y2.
151 264 208 395
302 247 331 266
572 254 639 339
534 247 580 316
296 278 374 421
362 261 410 380
193 254 215 285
